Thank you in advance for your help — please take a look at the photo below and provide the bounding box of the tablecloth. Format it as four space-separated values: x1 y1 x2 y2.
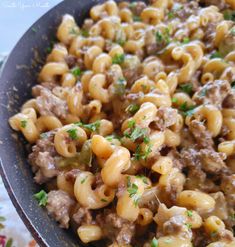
0 55 38 247
0 177 38 247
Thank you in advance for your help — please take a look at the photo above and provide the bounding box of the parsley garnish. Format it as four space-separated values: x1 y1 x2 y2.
20 120 27 128
136 175 148 184
179 102 196 116
40 132 50 139
179 83 193 94
101 198 108 202
67 129 78 140
80 29 89 37
81 176 88 184
126 104 140 114
210 51 222 59
199 88 207 97
76 120 101 132
134 144 152 160
124 120 149 143
114 78 126 96
185 223 192 229
34 190 48 206
155 28 170 45
128 119 136 128
126 127 149 142
116 39 126 46
171 97 178 103
186 210 193 217
230 213 235 221
133 15 141 22
105 134 120 141
179 102 189 112
127 176 140 207
223 10 235 21
112 54 125 65
230 28 235 36
151 237 159 247
69 27 79 35
71 67 81 77
182 37 190 44
167 11 174 19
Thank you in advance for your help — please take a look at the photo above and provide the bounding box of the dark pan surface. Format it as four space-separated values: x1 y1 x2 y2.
0 0 130 246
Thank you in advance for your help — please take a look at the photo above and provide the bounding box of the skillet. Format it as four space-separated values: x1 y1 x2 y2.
0 0 148 246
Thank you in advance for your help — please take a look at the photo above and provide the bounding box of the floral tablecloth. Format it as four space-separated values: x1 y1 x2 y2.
0 54 38 247
0 177 38 247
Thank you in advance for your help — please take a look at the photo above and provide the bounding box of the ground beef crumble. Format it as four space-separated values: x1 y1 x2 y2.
46 190 75 229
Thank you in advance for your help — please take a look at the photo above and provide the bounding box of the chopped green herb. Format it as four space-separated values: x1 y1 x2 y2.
156 31 163 43
127 119 136 129
71 67 82 77
105 134 120 141
20 120 27 128
6 238 13 247
127 176 140 206
129 2 137 9
179 83 193 94
199 88 207 97
164 238 172 244
133 15 141 22
101 198 108 202
185 223 192 229
80 29 89 37
67 128 78 140
0 216 6 222
230 28 235 36
179 102 196 116
171 97 178 103
143 136 150 144
223 10 235 22
81 176 88 184
76 120 101 132
230 213 235 221
69 27 79 35
34 190 48 206
179 102 188 111
182 37 190 44
125 125 149 143
112 54 125 65
126 104 140 114
31 27 37 33
114 78 126 96
210 51 222 59
151 237 159 247
40 132 50 139
167 11 174 19
134 143 152 161
186 210 193 217
116 39 126 46
136 175 148 184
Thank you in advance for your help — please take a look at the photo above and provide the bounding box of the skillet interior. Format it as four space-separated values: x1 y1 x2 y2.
0 0 147 246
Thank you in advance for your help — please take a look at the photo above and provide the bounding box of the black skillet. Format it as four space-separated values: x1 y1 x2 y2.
0 0 149 246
